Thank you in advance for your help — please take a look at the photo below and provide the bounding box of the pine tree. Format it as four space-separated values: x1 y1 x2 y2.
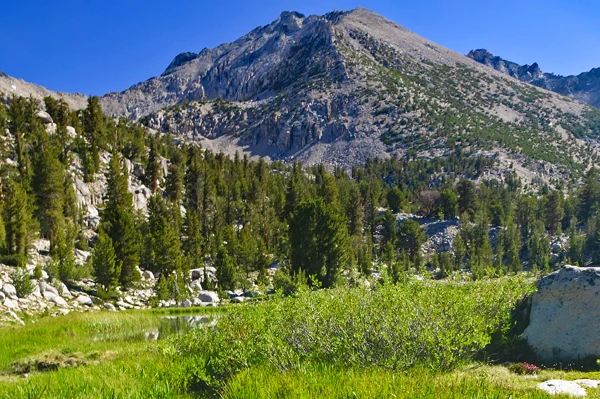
145 136 161 194
544 191 564 235
386 187 406 213
457 180 477 219
82 96 106 181
453 232 466 270
346 184 364 236
3 179 35 265
289 199 350 288
8 96 33 188
165 148 185 205
52 225 76 283
578 168 600 223
215 246 238 291
440 188 458 219
396 219 426 270
529 220 550 272
101 150 140 287
32 136 65 241
146 195 183 278
568 218 585 266
92 230 120 294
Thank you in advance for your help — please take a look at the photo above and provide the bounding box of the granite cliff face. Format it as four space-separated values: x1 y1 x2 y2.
468 49 600 109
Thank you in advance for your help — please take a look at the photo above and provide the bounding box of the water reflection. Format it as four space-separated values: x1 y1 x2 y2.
145 315 218 341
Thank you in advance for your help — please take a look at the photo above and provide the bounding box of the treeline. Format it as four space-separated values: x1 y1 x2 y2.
0 95 599 298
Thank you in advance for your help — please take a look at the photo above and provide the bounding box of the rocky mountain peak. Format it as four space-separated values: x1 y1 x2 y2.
162 52 200 76
273 10 306 34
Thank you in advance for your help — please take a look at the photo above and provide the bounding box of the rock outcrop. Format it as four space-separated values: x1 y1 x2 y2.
523 266 600 362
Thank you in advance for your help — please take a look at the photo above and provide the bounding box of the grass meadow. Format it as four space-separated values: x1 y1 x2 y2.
1 277 598 398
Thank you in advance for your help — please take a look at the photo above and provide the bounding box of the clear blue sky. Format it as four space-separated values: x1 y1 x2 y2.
1 0 598 96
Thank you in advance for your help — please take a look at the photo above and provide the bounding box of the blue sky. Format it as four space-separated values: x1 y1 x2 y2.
1 0 598 95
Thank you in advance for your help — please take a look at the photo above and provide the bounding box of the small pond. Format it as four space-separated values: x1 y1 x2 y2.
144 315 218 341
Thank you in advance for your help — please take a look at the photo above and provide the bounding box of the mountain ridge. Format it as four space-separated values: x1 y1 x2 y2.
467 49 600 108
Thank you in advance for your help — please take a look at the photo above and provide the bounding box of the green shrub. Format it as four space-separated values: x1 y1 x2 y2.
168 276 533 387
11 267 34 298
33 265 44 280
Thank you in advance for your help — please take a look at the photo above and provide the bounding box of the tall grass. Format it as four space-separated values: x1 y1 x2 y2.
168 277 534 388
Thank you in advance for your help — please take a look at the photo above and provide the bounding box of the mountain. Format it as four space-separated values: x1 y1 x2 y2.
96 8 600 180
468 49 600 109
0 71 87 110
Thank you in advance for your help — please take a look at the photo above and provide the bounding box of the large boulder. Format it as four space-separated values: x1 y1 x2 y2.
142 270 155 281
40 282 59 296
190 267 217 282
75 295 93 307
198 291 220 304
104 303 117 312
50 295 69 309
524 266 600 362
2 284 17 299
537 380 587 397
36 111 53 124
57 282 73 299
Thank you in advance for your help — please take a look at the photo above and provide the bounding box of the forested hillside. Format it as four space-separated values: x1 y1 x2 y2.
1 94 600 304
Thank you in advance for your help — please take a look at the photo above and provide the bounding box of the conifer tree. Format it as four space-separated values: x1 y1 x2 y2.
396 219 426 270
457 180 477 219
568 218 585 266
32 135 65 241
346 184 364 236
440 188 458 219
165 148 185 205
215 246 238 291
453 232 466 270
92 230 120 294
82 96 106 181
386 187 406 213
3 179 35 265
578 168 600 223
8 96 32 188
51 225 76 283
101 150 140 286
289 199 350 288
145 136 161 194
529 220 550 272
146 195 183 277
544 191 564 235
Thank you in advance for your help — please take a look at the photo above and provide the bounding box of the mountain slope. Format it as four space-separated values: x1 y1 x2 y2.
468 49 600 109
99 8 600 178
0 71 87 110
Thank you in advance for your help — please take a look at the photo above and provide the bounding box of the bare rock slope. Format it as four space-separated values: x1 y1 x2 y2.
0 72 87 110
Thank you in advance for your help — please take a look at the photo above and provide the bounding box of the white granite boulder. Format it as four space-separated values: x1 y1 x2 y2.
537 380 587 397
524 266 600 362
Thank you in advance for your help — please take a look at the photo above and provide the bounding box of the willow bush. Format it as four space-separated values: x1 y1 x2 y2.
168 276 533 386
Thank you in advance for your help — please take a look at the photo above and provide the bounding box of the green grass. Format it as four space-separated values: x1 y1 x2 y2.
224 363 600 398
2 280 600 398
0 311 196 398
